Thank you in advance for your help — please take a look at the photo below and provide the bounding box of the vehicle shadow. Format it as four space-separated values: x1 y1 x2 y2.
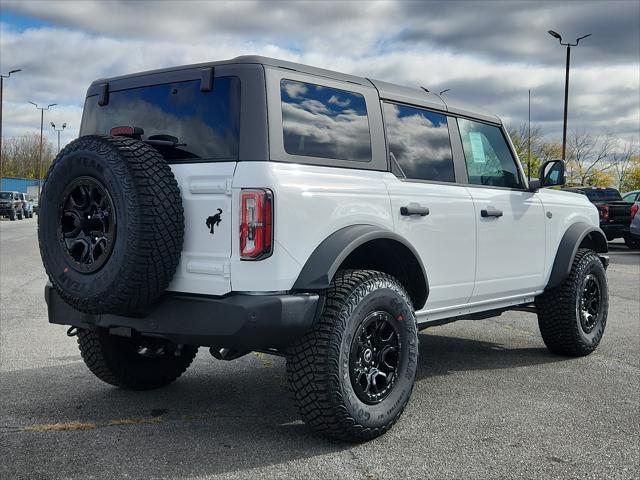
1 332 562 479
416 331 562 381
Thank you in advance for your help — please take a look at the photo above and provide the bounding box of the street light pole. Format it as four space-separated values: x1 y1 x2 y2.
29 102 56 198
50 122 67 153
0 69 22 190
547 30 591 161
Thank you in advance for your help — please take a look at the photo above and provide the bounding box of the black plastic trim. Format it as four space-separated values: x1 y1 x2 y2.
292 224 429 299
45 284 319 350
546 222 608 289
200 67 214 92
97 83 109 106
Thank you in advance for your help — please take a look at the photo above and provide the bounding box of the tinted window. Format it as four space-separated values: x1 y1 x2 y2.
280 79 371 162
383 103 454 182
81 77 240 161
458 118 523 188
582 189 622 201
0 192 11 200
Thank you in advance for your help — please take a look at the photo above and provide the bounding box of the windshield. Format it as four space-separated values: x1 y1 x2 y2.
81 77 240 162
0 192 12 200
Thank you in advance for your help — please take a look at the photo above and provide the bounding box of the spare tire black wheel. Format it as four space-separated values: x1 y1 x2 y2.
38 135 184 315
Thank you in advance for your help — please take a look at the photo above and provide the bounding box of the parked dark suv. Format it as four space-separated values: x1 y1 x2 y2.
0 191 23 221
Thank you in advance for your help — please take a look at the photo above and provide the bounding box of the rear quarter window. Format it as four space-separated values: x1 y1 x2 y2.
81 77 240 162
280 79 372 162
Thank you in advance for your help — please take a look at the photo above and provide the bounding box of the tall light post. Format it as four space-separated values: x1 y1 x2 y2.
547 30 591 161
0 69 22 190
29 101 56 198
50 122 67 153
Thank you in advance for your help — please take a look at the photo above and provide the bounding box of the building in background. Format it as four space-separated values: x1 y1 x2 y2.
1 177 39 197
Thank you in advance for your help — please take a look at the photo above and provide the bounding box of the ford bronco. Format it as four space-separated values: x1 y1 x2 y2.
39 56 609 441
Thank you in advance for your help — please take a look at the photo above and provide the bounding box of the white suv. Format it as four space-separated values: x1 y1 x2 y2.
39 56 609 441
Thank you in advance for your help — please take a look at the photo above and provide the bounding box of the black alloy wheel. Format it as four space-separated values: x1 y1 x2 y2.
578 274 601 334
58 176 116 273
349 311 401 405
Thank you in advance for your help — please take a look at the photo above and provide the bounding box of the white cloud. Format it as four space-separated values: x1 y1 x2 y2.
0 0 638 150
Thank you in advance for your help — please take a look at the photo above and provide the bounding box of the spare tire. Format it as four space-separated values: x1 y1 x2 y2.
38 135 184 315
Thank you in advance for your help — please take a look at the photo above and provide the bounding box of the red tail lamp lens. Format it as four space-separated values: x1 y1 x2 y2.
240 189 273 260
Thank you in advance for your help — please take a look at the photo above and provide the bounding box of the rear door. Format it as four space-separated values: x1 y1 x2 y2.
382 102 476 310
80 64 268 295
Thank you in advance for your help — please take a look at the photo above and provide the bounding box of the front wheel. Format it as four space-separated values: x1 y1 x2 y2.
77 328 198 390
287 270 419 442
535 249 608 356
9 209 16 221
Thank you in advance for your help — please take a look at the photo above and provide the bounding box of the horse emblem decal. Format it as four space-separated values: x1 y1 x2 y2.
206 208 223 235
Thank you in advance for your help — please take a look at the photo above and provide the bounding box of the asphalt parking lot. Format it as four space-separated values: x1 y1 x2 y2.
1 217 638 479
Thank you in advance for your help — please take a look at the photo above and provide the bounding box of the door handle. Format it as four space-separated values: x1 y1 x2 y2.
481 206 503 218
400 204 430 216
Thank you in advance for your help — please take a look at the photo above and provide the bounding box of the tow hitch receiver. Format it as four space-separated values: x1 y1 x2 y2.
209 347 250 361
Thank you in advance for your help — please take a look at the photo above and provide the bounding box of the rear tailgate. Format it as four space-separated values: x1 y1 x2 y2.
605 201 634 224
168 163 235 295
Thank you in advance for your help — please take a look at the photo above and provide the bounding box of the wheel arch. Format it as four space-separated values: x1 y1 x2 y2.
546 222 608 290
292 225 429 309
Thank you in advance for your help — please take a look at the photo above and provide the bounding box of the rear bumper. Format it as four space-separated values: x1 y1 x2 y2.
45 284 320 350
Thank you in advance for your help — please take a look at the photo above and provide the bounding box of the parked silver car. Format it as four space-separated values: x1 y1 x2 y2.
629 201 640 249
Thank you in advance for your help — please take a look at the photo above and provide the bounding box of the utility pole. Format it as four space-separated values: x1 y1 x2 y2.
0 69 22 190
547 30 591 160
528 89 531 181
50 122 67 153
29 102 56 198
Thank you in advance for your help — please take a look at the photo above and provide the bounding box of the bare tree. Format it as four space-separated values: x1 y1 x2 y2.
609 141 639 190
1 132 55 179
566 131 616 186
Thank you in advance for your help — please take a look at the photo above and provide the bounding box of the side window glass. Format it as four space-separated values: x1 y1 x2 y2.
458 118 523 189
383 103 455 182
280 79 371 162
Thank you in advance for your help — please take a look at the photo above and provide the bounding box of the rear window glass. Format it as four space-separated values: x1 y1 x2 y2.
383 102 455 182
280 79 371 162
81 77 240 162
574 189 622 201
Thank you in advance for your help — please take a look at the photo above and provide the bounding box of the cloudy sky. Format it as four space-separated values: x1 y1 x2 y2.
1 0 638 150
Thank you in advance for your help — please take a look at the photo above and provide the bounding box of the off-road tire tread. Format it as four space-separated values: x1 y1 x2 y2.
39 135 184 314
287 269 417 442
77 329 197 390
535 248 607 356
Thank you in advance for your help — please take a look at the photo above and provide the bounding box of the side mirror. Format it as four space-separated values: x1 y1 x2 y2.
532 159 565 191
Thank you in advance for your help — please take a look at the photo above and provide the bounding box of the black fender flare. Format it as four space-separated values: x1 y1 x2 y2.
292 224 429 302
546 222 608 290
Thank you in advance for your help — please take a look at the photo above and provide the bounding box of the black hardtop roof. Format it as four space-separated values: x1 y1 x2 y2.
89 55 501 125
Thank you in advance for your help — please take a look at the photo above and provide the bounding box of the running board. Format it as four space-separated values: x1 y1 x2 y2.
416 293 539 328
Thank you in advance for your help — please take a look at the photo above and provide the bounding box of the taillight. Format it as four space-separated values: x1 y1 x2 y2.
599 204 609 222
240 189 273 260
631 203 639 220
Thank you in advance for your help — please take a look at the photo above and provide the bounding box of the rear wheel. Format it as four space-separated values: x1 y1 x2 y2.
535 249 608 356
77 328 198 390
287 270 419 442
17 209 23 220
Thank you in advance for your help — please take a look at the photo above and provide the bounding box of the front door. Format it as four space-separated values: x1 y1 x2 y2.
457 118 546 301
